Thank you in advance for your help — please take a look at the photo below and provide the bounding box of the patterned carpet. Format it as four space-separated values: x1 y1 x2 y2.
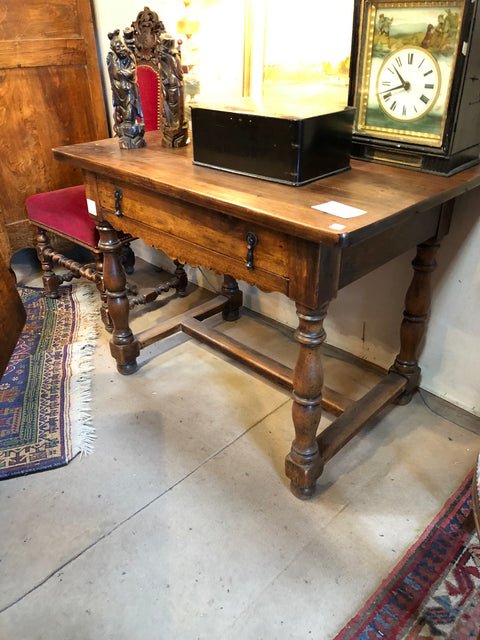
335 471 480 639
0 285 99 479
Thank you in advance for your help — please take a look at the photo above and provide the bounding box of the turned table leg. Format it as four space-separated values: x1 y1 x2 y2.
174 260 188 297
391 238 441 404
285 302 328 498
221 275 243 321
97 220 139 375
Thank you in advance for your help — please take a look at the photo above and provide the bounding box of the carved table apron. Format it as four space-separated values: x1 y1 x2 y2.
54 131 480 499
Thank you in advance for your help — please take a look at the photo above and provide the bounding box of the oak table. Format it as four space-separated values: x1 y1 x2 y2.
54 131 480 499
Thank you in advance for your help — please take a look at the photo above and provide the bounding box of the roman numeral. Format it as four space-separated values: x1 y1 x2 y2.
408 53 414 64
425 83 435 89
383 92 392 100
424 69 433 77
420 94 429 104
395 56 402 66
390 100 397 111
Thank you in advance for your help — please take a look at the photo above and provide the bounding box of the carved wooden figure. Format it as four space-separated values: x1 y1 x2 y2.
107 28 146 149
159 34 189 148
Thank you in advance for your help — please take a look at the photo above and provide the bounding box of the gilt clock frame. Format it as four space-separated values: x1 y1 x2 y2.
348 0 480 175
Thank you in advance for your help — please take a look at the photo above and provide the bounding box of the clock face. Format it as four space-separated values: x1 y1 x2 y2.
376 46 441 122
354 0 465 148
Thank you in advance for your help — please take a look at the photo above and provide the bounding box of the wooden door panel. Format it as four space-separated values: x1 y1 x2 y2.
1 66 101 223
0 39 87 68
0 1 82 40
0 0 109 258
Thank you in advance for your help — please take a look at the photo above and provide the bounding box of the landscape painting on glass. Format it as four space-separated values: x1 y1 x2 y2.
261 0 355 110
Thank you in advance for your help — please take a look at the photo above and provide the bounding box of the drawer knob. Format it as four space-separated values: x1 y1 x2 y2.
114 188 123 217
245 232 257 270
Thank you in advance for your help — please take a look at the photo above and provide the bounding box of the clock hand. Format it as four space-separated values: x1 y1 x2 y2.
378 83 405 95
393 66 411 91
393 66 406 85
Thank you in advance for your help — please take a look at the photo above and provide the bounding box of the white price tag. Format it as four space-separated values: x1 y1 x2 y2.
87 198 97 216
312 200 366 219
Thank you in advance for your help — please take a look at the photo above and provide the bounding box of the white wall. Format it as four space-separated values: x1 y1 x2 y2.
325 190 480 417
92 1 480 417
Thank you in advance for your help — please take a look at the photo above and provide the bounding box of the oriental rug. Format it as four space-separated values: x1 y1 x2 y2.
0 284 99 479
335 470 480 639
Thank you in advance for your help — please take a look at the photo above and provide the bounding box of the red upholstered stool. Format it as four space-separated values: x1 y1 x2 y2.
26 184 135 331
26 184 134 255
27 185 98 248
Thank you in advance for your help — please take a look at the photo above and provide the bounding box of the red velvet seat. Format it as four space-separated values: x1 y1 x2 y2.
27 185 97 248
26 184 132 248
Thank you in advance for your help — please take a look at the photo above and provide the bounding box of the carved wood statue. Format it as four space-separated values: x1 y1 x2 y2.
159 34 189 148
107 28 146 149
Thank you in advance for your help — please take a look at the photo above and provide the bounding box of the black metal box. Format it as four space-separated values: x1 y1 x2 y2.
191 101 355 186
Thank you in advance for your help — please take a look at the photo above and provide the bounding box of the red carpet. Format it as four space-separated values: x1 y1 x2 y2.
335 471 480 639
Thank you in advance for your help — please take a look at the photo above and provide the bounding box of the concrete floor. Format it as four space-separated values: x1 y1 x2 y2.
1 250 479 639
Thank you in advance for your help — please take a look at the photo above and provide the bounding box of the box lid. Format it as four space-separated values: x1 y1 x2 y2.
191 97 350 121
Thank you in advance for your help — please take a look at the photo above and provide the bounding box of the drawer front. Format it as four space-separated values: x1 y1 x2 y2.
97 178 290 293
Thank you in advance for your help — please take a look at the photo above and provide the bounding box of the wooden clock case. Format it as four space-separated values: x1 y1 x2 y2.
348 0 480 175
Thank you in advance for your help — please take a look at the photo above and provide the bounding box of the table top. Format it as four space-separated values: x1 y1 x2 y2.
54 130 480 248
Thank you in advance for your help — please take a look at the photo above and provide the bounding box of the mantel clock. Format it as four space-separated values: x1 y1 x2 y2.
349 0 480 174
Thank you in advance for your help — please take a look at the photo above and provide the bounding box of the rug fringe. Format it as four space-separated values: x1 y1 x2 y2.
67 341 97 456
68 283 101 457
71 283 102 344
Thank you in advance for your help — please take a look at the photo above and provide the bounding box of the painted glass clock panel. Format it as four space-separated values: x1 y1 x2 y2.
357 1 464 146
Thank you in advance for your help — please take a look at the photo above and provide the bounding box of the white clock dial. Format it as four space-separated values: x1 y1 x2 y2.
376 46 441 122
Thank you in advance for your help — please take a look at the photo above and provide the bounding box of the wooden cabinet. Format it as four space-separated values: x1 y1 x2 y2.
0 0 109 263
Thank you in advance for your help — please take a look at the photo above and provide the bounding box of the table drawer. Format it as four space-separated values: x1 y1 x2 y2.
96 178 291 292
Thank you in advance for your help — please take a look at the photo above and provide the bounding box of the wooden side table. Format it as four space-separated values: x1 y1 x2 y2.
53 131 480 498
